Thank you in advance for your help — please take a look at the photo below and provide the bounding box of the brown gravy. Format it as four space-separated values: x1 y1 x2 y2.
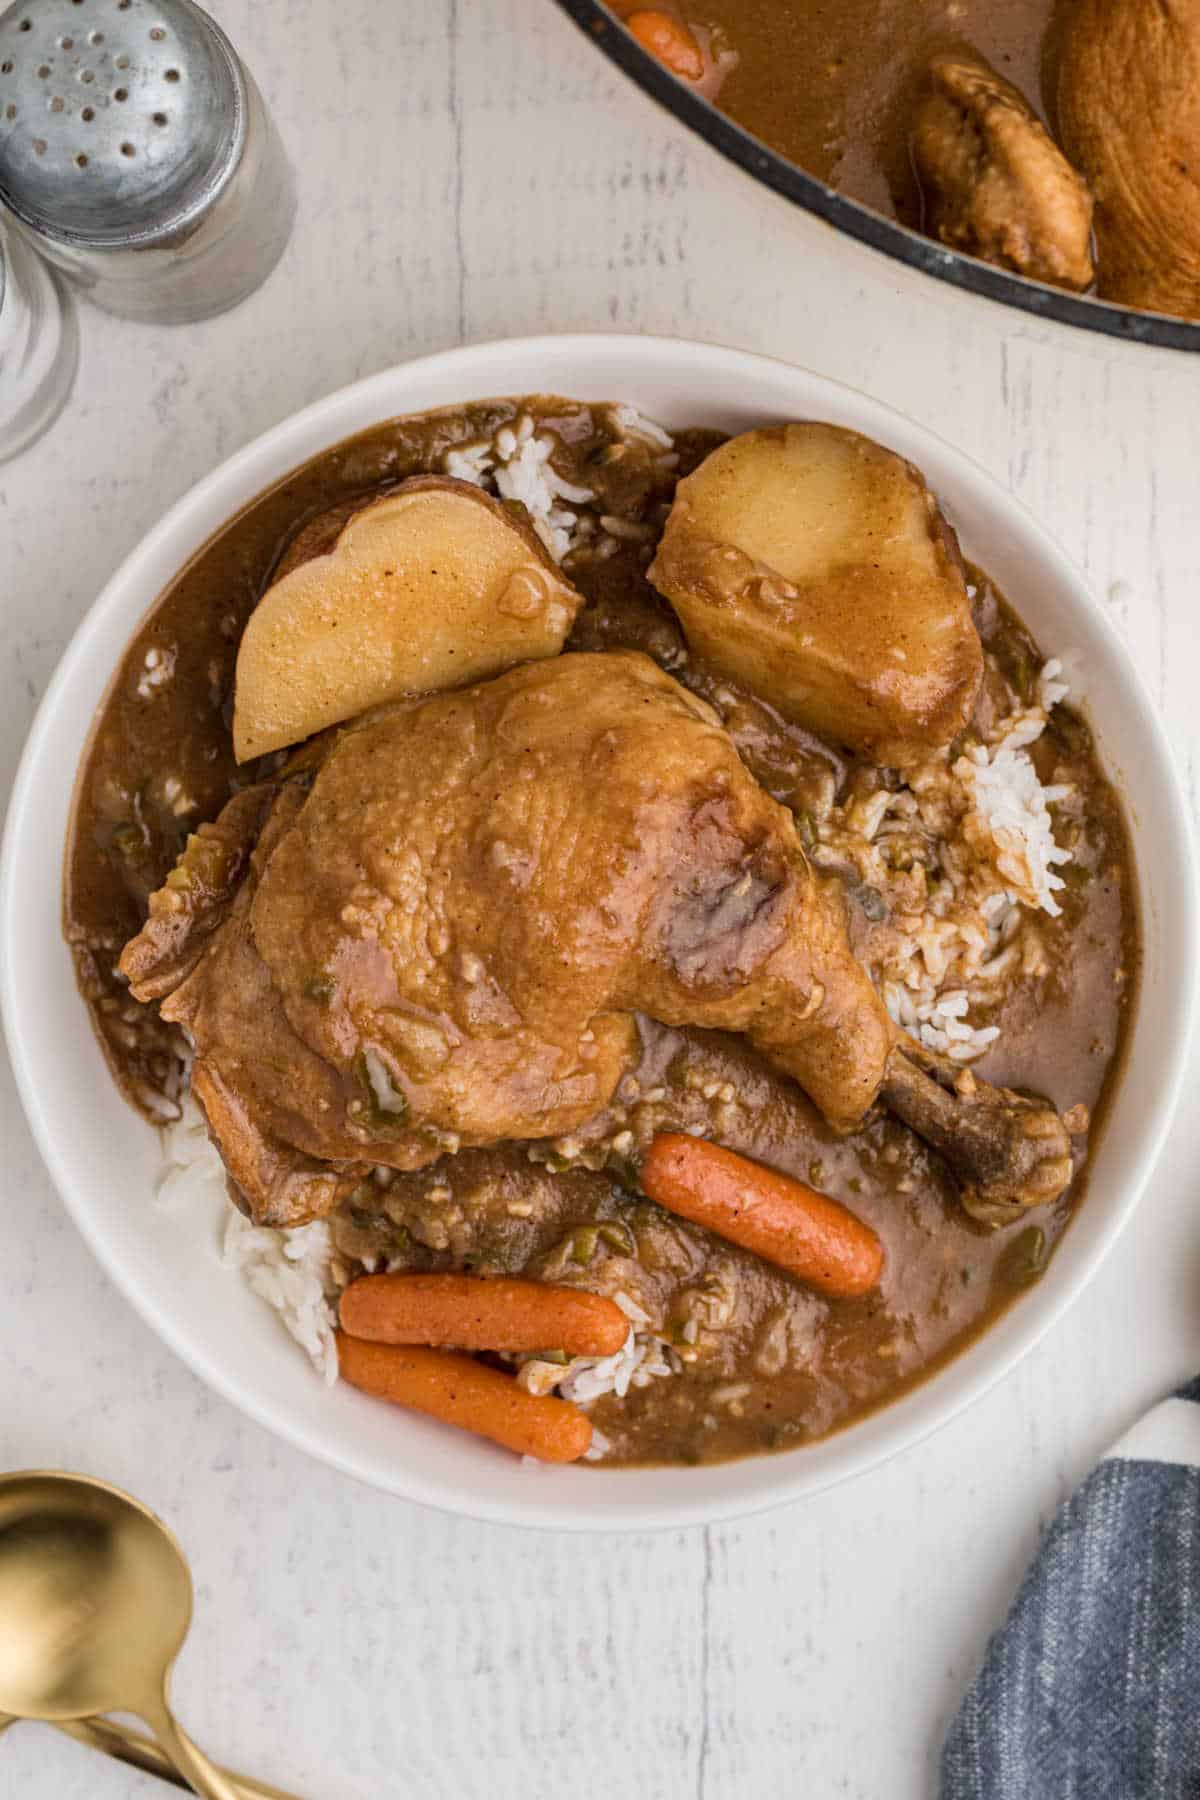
691 0 1055 225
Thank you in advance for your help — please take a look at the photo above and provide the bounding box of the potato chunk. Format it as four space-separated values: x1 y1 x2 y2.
648 423 983 767
233 476 582 762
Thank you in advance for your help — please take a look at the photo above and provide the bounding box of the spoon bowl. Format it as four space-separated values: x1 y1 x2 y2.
0 1472 192 1721
0 1471 240 1799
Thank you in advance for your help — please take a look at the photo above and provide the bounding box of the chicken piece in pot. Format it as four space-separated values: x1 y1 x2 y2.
1056 0 1200 317
911 51 1095 292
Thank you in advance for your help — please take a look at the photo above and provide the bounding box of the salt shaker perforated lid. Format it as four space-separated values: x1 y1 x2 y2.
0 0 294 324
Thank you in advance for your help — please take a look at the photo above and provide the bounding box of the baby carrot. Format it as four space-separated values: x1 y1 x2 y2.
639 1135 884 1299
336 1335 594 1464
339 1273 629 1358
625 11 705 82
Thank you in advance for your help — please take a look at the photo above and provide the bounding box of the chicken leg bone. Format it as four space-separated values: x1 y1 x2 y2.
880 1034 1074 1225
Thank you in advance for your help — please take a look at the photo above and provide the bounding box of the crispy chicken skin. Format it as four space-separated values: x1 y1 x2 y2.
121 653 896 1224
912 51 1095 292
1057 0 1200 316
118 783 278 1003
127 785 371 1223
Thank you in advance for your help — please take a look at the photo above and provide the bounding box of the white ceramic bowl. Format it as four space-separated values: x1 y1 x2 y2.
3 335 1196 1530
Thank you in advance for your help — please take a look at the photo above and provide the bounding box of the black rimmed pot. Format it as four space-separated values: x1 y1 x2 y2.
553 0 1200 354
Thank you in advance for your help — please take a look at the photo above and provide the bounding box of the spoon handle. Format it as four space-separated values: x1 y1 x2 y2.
0 1708 301 1800
59 1717 303 1799
141 1695 274 1800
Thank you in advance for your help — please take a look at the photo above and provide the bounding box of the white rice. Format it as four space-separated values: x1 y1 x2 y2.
513 1290 678 1435
442 405 676 564
155 1097 220 1208
443 410 595 562
160 1102 340 1384
556 1326 677 1405
816 658 1077 1063
442 440 494 485
956 743 1072 918
493 433 594 564
223 1210 340 1385
610 403 674 449
953 660 1074 919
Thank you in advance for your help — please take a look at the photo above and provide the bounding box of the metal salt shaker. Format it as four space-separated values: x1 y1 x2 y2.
0 0 295 324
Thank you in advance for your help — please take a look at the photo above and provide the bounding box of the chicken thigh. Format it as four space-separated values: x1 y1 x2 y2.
123 653 890 1219
122 652 1071 1228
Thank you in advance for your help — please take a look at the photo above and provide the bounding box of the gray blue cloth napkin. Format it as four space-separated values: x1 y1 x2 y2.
941 1378 1200 1798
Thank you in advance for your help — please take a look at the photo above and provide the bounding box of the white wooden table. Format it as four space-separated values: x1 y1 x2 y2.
3 3 1199 1794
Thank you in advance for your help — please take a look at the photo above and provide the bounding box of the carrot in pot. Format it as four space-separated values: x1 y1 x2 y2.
339 1272 629 1357
639 1134 884 1299
624 11 705 82
336 1335 594 1464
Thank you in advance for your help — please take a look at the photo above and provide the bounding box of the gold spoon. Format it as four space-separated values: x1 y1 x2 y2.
0 1471 299 1800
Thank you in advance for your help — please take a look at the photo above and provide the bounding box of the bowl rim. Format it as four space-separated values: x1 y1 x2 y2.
3 331 1197 1531
551 0 1200 355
